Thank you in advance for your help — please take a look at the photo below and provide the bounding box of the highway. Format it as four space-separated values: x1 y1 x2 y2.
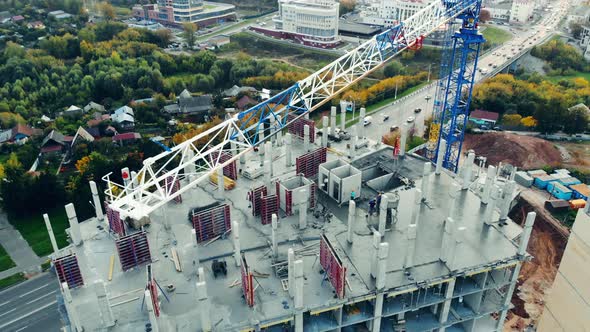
0 273 62 332
358 0 571 144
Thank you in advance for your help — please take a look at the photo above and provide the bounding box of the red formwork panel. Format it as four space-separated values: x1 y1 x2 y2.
296 147 327 178
285 190 293 216
165 176 182 203
105 203 126 237
191 204 232 243
250 186 268 216
309 182 317 209
260 194 278 225
210 151 238 180
287 113 315 143
116 231 152 271
320 234 347 299
147 265 160 317
241 253 254 307
53 253 84 289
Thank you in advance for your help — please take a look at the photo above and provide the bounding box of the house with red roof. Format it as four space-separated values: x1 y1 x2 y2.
469 109 500 127
0 124 42 145
112 132 142 146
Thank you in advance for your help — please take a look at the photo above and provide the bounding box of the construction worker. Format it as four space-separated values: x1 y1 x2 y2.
350 190 356 202
376 192 383 211
369 198 376 216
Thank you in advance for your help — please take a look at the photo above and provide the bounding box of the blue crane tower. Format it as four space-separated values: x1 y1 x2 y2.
427 0 485 172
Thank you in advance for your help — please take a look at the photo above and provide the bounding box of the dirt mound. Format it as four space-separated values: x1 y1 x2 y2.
463 133 562 169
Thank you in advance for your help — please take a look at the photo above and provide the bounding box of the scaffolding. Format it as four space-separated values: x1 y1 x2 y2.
53 253 84 289
191 204 232 243
116 231 152 271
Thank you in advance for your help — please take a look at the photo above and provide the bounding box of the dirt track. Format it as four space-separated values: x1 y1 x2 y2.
463 133 562 169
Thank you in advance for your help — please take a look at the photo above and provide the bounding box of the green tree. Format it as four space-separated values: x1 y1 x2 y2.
97 1 116 21
570 22 583 39
563 104 590 134
383 61 406 78
182 22 197 48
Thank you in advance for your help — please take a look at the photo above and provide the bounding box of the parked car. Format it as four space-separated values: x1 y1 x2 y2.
390 125 399 132
381 113 390 122
363 116 373 126
414 108 422 113
406 116 415 123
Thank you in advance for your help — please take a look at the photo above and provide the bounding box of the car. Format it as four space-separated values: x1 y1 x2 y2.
381 113 390 122
363 116 373 126
406 116 415 123
493 126 503 131
492 64 498 68
390 125 399 132
414 108 422 113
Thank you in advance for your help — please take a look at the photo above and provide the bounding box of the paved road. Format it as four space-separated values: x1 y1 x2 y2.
0 273 61 332
0 211 41 279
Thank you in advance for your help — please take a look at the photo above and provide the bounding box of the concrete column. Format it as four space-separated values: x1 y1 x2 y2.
484 186 501 225
230 141 238 157
411 189 423 226
519 212 536 255
448 227 466 270
350 125 358 159
421 163 431 201
347 200 356 244
378 194 389 236
481 165 496 205
239 139 246 166
499 180 516 221
399 123 408 157
184 148 196 176
259 125 265 143
435 140 446 175
265 142 273 176
145 290 159 332
322 116 329 148
276 116 283 147
288 248 295 297
271 214 278 259
330 106 337 136
94 282 115 327
373 242 389 332
340 104 346 131
440 217 455 263
285 133 293 167
197 281 212 332
191 229 200 271
448 183 460 221
43 214 59 254
294 259 304 332
303 124 310 152
65 203 82 246
233 221 241 267
62 282 83 332
89 181 104 221
131 171 139 200
298 201 307 230
462 152 475 190
358 107 366 138
217 167 224 198
497 263 523 329
404 224 417 269
370 231 381 278
585 195 590 214
438 279 456 329
264 160 271 192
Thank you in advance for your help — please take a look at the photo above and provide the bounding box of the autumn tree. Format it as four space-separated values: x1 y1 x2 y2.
97 1 116 21
182 22 197 48
501 114 522 127
520 116 537 128
563 104 590 134
340 0 357 15
479 9 491 23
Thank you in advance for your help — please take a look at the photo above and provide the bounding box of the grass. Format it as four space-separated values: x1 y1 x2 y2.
10 208 69 257
481 26 512 45
544 71 590 83
113 6 132 17
0 244 16 272
0 273 25 290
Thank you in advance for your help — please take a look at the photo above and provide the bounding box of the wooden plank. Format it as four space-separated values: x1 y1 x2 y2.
108 254 115 281
171 248 182 272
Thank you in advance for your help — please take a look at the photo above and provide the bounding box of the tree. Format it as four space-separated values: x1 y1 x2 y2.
502 114 522 127
479 9 491 23
182 22 197 48
570 22 583 40
520 116 538 128
97 1 116 21
340 0 357 15
563 104 590 134
383 61 406 78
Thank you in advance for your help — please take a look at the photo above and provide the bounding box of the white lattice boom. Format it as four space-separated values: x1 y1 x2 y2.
104 0 481 220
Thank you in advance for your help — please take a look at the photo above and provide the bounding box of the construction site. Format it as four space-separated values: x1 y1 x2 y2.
37 0 590 331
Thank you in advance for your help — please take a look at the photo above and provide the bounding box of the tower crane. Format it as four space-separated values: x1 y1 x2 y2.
104 0 484 220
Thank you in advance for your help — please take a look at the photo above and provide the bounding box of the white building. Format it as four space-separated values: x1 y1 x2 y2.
266 0 340 48
361 0 433 27
485 1 512 21
509 0 534 23
567 5 590 26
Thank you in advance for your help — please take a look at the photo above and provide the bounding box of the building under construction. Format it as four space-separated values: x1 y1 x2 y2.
44 109 538 332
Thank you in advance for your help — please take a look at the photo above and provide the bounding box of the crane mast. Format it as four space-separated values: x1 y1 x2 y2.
104 0 484 220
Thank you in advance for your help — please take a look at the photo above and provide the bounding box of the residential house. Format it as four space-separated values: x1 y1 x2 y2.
208 35 230 48
236 95 258 111
0 124 42 144
0 11 12 24
41 115 52 123
469 110 499 127
63 105 84 118
71 127 96 148
40 130 73 155
48 10 72 20
11 15 24 23
163 89 213 121
87 113 111 127
111 106 135 130
83 101 106 113
260 88 271 101
113 132 142 146
27 21 45 29
222 85 258 98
